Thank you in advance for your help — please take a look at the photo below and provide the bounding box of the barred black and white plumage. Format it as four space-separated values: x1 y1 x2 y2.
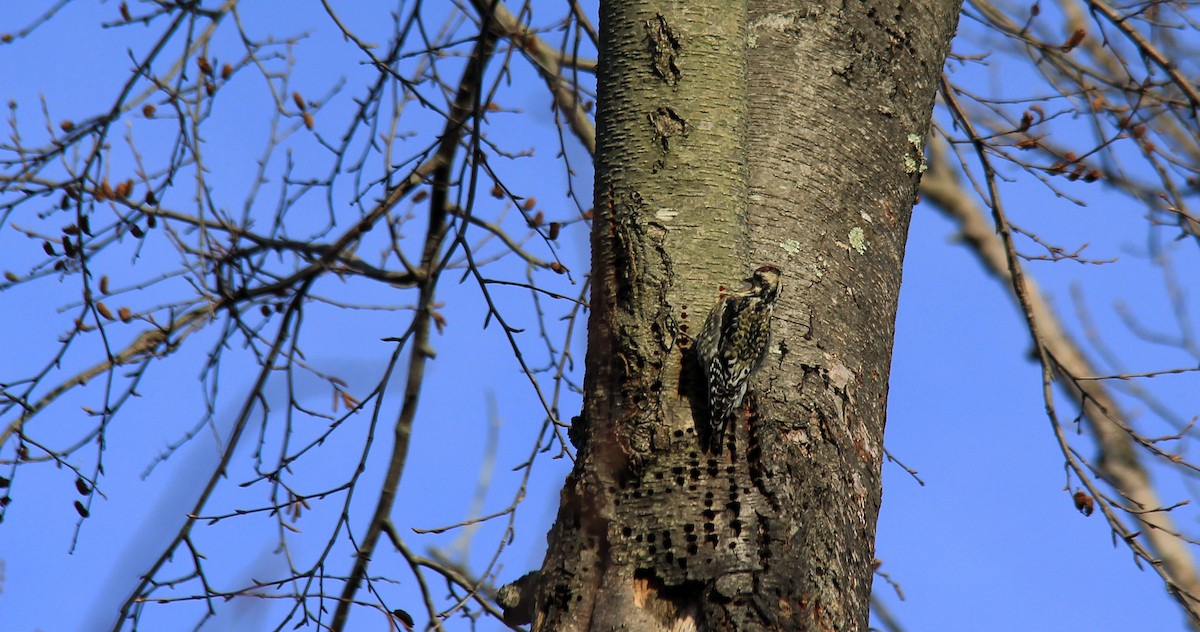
694 265 781 454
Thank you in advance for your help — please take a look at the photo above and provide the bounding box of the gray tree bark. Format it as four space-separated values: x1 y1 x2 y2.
504 1 962 629
740 1 962 629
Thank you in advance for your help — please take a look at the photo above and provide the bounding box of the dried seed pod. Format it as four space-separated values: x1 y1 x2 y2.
1061 28 1085 52
1073 490 1094 516
1018 111 1033 132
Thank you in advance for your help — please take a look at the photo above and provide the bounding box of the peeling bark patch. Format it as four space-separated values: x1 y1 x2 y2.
608 190 648 313
644 14 682 85
634 570 704 627
601 187 680 466
649 106 688 154
748 8 816 47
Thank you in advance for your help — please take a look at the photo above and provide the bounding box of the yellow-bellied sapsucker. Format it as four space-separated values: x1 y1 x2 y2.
694 265 781 454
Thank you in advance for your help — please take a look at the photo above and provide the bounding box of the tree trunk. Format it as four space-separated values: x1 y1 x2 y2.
740 1 962 628
509 1 962 629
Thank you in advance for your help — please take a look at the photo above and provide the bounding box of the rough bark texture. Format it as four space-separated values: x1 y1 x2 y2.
742 1 961 629
520 1 961 630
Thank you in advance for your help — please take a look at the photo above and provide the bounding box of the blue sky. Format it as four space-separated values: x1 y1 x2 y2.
1 2 1196 631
